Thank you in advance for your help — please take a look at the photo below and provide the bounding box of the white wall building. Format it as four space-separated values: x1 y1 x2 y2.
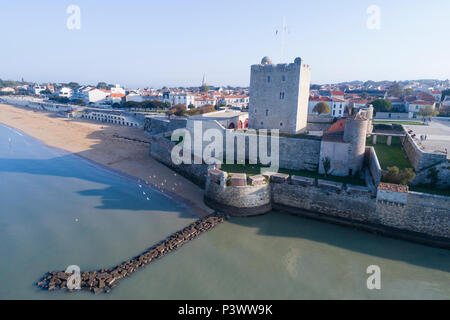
407 101 436 118
218 95 249 109
58 87 73 98
171 93 196 106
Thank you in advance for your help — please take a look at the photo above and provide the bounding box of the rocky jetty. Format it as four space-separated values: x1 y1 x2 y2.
36 212 228 294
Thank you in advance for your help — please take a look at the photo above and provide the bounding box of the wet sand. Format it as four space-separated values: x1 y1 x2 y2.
0 103 212 216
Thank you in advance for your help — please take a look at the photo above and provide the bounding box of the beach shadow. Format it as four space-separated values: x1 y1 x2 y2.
0 122 192 217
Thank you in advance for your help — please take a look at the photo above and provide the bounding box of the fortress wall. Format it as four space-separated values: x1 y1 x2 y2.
410 160 450 188
365 147 382 186
402 133 446 171
144 117 186 135
272 182 378 223
225 132 321 171
376 191 450 238
149 133 210 186
204 176 272 216
204 169 450 243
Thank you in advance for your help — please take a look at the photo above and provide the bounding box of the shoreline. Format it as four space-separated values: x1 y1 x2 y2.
0 103 213 218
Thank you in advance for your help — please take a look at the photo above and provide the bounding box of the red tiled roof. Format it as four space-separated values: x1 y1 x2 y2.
110 93 125 98
326 119 346 134
378 182 409 193
309 96 332 102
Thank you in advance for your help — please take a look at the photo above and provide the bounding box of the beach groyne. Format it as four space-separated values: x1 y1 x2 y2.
36 212 227 294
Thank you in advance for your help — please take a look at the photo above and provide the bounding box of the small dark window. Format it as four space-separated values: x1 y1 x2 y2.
267 76 271 83
280 122 283 126
282 75 286 81
266 109 269 116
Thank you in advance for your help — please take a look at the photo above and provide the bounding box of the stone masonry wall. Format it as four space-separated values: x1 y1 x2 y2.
272 182 378 223
402 133 446 171
365 146 382 186
144 117 187 135
204 169 450 241
149 133 210 186
204 175 272 216
226 132 321 171
377 191 450 238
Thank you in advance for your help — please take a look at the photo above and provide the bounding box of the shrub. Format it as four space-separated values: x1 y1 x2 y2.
382 166 415 185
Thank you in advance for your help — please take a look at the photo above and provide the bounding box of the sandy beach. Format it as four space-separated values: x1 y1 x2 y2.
0 103 212 217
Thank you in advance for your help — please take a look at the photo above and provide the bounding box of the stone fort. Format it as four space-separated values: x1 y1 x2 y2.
248 56 311 134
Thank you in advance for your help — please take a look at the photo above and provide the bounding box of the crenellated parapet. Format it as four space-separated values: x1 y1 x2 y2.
204 169 450 243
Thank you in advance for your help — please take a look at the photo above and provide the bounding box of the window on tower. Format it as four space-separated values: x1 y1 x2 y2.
267 76 271 83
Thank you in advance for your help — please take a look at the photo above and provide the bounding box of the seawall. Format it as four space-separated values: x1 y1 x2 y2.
204 169 450 248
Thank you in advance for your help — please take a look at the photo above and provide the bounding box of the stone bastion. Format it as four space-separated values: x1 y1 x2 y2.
204 169 450 246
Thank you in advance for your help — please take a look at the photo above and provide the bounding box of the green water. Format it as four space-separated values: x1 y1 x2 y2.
0 124 449 299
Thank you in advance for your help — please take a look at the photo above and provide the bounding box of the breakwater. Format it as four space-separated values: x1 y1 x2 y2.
36 213 227 294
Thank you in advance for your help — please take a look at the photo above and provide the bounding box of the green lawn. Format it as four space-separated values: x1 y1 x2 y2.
373 120 423 125
366 136 412 170
220 163 366 186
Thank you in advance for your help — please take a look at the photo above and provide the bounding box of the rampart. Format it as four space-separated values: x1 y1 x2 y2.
204 169 450 246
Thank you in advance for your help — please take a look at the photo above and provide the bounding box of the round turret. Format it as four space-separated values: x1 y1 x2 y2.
343 117 368 175
261 56 272 65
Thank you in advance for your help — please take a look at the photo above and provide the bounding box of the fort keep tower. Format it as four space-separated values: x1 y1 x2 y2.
248 56 311 134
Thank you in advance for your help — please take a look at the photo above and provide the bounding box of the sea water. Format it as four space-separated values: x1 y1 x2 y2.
0 124 449 299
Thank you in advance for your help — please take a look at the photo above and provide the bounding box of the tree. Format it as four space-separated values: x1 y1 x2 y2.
403 88 414 96
96 82 108 89
167 104 187 117
371 98 393 112
360 92 369 99
200 84 209 93
417 106 435 122
387 83 403 98
382 166 415 185
67 82 79 89
441 89 450 101
322 157 331 177
40 89 52 95
313 101 331 115
73 99 86 106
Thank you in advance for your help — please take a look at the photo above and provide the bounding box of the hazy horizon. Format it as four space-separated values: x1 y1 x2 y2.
1 0 449 88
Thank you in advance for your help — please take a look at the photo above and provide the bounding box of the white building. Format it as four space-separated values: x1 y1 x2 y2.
218 95 249 109
171 92 196 106
29 85 46 95
0 87 15 94
58 87 73 98
193 96 217 108
126 92 144 103
407 101 436 118
108 93 125 104
330 98 346 118
110 84 125 95
74 87 109 104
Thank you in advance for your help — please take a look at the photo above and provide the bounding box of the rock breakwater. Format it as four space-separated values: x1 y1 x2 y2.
36 212 227 294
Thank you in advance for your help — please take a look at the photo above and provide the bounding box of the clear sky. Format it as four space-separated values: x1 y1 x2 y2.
0 0 449 88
